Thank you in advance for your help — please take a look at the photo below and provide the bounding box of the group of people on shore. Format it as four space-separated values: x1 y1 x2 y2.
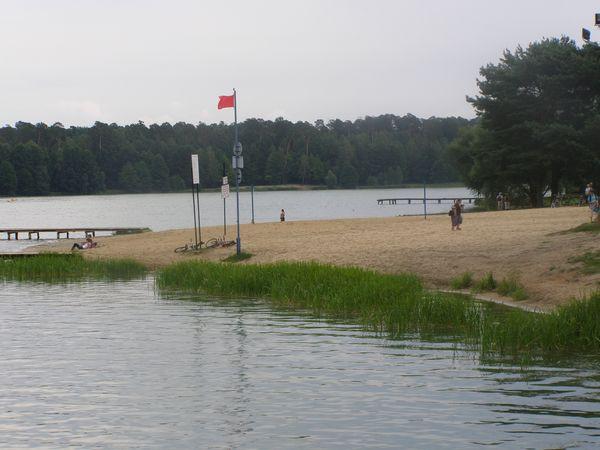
495 192 511 210
585 183 599 223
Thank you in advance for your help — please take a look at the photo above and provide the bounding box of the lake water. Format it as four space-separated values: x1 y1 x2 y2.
1 278 598 449
0 187 472 252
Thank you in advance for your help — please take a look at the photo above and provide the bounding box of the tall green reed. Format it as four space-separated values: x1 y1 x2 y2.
156 260 600 360
0 253 147 282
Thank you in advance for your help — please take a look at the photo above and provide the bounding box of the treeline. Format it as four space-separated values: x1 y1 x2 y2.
0 115 469 196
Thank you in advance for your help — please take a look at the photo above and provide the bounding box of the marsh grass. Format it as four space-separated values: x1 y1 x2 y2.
497 274 528 301
450 272 473 289
473 272 496 292
569 251 600 275
0 253 147 282
157 260 600 360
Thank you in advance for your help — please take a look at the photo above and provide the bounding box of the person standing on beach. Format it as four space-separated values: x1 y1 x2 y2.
280 209 285 222
496 193 503 210
586 184 599 222
449 199 463 231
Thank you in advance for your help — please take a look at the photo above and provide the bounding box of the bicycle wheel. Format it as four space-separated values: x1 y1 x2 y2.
204 238 218 249
174 245 188 253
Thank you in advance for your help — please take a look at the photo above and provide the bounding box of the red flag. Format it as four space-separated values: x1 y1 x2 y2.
218 94 235 109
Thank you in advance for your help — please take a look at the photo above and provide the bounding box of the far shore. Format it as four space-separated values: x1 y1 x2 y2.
33 206 598 310
0 181 468 199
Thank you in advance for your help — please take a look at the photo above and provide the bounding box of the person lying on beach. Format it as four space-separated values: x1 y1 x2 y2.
71 237 98 251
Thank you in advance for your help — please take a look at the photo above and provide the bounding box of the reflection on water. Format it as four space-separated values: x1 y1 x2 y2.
0 279 598 449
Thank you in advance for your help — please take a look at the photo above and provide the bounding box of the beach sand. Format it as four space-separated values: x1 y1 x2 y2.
36 206 599 309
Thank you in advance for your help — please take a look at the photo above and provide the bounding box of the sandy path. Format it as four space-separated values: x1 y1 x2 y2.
37 206 599 309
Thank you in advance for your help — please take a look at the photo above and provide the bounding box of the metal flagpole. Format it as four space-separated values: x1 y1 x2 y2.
234 88 241 255
223 163 227 237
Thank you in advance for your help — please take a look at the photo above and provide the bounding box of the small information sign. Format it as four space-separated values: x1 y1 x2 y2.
191 154 200 185
221 183 230 199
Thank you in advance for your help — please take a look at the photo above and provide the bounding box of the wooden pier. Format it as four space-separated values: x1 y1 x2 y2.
0 227 148 240
377 197 480 205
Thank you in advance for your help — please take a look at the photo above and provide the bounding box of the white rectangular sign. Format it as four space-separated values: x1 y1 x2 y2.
221 183 230 199
191 154 199 185
232 155 243 169
222 176 228 185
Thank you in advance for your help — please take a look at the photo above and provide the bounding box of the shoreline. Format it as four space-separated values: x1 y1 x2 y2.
30 206 598 309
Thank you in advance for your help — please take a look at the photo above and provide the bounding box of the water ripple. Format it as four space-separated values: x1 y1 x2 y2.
0 279 598 449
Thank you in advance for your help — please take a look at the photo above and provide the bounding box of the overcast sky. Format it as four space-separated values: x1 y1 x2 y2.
1 0 598 127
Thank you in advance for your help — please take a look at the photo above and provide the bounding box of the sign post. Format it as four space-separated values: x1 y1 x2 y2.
191 154 201 246
221 173 229 237
233 89 242 255
218 88 243 255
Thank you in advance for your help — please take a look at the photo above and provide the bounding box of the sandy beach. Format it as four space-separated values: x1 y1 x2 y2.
36 206 599 309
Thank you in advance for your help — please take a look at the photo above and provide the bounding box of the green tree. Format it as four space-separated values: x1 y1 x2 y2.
324 169 337 189
456 38 600 206
0 160 17 195
57 140 105 194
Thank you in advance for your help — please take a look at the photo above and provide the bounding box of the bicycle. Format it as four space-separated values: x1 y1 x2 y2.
174 242 203 253
204 236 236 249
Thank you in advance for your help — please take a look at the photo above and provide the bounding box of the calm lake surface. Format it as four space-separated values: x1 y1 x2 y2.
1 278 599 449
0 187 472 251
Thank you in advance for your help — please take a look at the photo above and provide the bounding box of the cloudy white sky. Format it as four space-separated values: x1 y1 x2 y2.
1 0 598 126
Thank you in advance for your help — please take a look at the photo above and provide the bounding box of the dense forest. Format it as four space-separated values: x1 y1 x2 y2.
0 115 470 196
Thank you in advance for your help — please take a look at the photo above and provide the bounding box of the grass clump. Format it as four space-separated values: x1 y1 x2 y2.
473 272 496 292
222 252 253 263
563 222 600 234
0 253 147 282
569 251 600 274
450 272 473 289
497 274 528 301
157 260 600 360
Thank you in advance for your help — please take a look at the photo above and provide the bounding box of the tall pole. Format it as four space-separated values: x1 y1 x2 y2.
251 185 255 224
234 88 241 255
191 177 198 246
223 163 227 237
196 184 202 244
423 179 427 220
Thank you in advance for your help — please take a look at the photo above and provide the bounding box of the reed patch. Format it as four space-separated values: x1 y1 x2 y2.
157 260 600 360
0 253 147 282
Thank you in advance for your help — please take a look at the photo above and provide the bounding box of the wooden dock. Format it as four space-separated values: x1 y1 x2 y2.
377 197 480 205
0 227 149 240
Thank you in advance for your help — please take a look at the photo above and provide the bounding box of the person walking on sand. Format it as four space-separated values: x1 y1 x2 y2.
449 199 463 231
587 185 599 223
280 209 285 222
